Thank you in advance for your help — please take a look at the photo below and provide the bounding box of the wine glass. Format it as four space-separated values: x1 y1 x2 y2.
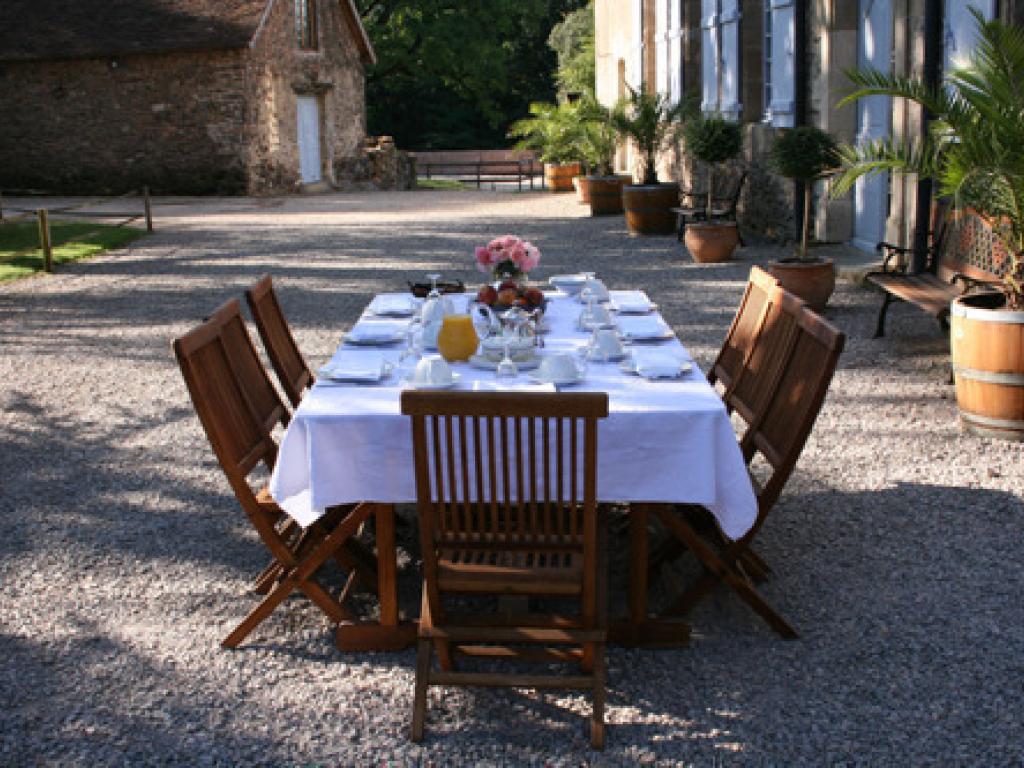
495 339 518 378
426 273 442 299
398 318 422 373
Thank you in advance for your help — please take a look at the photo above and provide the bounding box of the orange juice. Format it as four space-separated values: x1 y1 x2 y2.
436 314 478 362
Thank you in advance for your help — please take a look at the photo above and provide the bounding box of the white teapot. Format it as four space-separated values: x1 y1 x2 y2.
420 294 455 349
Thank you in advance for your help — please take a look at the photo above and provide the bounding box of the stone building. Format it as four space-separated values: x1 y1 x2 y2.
595 0 1024 249
0 0 389 194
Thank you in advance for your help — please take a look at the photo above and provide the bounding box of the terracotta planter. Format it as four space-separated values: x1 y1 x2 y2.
950 292 1024 441
684 222 739 263
544 162 581 192
622 183 678 235
586 175 631 216
768 258 836 313
573 176 591 204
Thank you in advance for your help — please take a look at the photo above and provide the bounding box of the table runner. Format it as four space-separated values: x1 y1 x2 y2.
270 290 757 540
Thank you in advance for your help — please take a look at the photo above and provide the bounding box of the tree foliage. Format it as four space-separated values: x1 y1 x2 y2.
548 2 595 98
610 87 690 184
356 0 589 150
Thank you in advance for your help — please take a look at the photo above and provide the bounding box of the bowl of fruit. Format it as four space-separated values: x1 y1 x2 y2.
476 280 547 313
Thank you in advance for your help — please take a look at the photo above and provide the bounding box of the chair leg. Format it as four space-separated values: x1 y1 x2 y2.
222 578 297 649
874 292 895 338
411 638 432 742
590 641 606 750
253 560 284 595
298 577 353 624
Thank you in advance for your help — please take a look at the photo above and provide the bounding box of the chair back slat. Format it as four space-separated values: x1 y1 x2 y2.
741 304 845 530
245 275 314 408
711 266 780 397
402 392 608 551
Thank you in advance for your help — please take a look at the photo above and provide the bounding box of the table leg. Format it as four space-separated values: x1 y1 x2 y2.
610 503 690 647
335 503 417 652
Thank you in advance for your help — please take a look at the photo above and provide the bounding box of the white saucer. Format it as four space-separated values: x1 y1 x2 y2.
469 354 541 371
619 359 693 379
585 348 628 362
529 371 584 386
406 373 461 390
621 330 675 343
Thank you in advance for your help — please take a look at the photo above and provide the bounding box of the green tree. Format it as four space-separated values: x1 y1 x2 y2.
548 2 595 98
357 0 588 150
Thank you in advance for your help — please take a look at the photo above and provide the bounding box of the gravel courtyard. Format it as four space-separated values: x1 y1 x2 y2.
1 190 1021 766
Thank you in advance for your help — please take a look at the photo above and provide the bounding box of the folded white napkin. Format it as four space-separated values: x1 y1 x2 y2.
617 315 672 340
346 319 408 344
629 349 691 379
471 381 557 392
319 354 387 382
368 294 418 316
609 290 653 313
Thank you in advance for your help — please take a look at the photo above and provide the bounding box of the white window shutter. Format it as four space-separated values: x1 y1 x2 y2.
944 0 996 73
655 0 669 96
701 0 720 112
628 0 644 89
719 0 741 119
769 0 795 127
669 0 683 104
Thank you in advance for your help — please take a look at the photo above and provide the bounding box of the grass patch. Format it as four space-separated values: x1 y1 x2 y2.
0 220 146 282
416 178 467 190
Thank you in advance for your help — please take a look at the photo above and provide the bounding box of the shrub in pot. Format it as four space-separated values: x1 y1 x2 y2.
768 125 840 311
682 115 743 262
577 97 631 215
509 101 583 192
610 86 688 234
834 10 1024 440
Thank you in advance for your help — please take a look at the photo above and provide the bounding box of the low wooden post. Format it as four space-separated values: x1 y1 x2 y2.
143 186 153 232
37 209 53 273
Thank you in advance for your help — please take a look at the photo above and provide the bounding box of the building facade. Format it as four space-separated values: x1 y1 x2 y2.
0 0 384 195
596 0 1023 249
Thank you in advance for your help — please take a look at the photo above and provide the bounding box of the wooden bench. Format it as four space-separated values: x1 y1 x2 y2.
866 204 1004 338
413 150 543 190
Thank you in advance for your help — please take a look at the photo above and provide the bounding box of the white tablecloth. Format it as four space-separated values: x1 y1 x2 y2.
270 291 757 540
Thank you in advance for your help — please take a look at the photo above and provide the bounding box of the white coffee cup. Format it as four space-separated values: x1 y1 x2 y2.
591 327 625 358
580 278 609 302
413 355 453 385
580 304 612 329
538 352 581 382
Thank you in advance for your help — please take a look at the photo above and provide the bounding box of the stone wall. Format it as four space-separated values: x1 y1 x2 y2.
334 136 415 191
0 50 249 194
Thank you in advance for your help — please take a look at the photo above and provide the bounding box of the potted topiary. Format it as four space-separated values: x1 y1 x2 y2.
577 97 632 215
768 125 840 311
610 86 688 234
834 11 1024 440
682 114 744 262
509 101 583 192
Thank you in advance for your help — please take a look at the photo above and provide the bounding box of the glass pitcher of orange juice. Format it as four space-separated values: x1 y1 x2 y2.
436 314 479 362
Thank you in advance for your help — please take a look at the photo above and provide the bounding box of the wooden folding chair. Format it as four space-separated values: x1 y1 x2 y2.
173 311 374 648
245 275 315 408
655 302 845 638
401 391 610 749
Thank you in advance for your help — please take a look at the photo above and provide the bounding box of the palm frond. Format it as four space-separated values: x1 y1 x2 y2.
831 137 938 198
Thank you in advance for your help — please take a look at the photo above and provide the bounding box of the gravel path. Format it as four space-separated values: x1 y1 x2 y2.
1 190 1022 766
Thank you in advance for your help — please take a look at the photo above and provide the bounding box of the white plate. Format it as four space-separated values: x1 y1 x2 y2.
469 354 541 371
318 361 391 383
366 295 419 317
549 274 588 293
622 330 675 343
345 333 405 346
619 359 693 379
406 373 461 390
529 371 584 386
584 348 628 362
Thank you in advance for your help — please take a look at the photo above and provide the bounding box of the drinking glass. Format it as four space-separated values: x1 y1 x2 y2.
495 339 518 378
426 273 442 299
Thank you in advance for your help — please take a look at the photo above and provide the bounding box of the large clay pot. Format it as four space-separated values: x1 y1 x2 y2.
769 258 836 313
573 176 591 204
544 162 581 192
586 175 631 216
622 183 678 235
684 222 739 263
950 292 1024 441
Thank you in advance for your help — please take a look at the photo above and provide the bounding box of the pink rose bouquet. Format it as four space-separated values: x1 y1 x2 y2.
474 235 541 280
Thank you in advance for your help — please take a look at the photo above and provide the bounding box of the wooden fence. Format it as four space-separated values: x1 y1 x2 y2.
413 149 544 190
0 187 153 273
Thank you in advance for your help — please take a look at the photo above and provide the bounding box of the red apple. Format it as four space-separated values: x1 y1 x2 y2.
496 288 518 306
477 285 498 305
524 288 544 307
498 279 518 292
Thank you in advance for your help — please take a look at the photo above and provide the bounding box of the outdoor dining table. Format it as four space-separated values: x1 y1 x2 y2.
269 287 758 650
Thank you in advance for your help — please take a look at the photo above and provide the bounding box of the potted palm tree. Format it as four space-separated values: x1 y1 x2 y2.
768 126 840 311
834 10 1024 440
682 114 743 262
509 101 583 192
576 98 632 215
610 86 688 234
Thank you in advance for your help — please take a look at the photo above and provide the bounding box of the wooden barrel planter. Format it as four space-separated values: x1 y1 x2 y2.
587 175 631 216
622 183 678 235
950 292 1024 441
573 176 591 204
544 162 581 192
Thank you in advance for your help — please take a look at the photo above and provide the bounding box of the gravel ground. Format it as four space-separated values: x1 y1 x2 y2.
1 190 1022 766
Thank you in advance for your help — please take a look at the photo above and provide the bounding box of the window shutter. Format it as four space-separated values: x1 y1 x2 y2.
944 0 995 74
655 0 669 96
669 0 683 104
701 0 720 113
719 0 741 119
628 0 644 89
768 0 795 127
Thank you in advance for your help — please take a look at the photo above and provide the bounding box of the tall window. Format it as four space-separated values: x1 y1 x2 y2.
763 0 772 121
296 0 318 50
701 0 741 119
